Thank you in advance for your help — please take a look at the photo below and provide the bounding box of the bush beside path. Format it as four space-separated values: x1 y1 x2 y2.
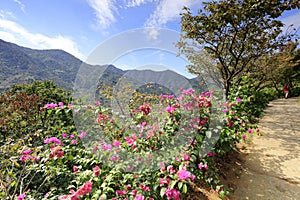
231 97 300 200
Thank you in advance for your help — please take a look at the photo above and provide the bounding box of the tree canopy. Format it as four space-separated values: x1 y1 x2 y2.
178 0 300 98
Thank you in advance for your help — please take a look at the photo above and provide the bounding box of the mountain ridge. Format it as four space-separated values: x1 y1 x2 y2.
0 39 202 92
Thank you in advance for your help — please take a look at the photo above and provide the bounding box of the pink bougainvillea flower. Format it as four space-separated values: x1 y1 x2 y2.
198 162 209 170
159 178 171 185
69 189 75 194
45 103 58 109
97 113 109 123
110 155 120 161
61 132 68 138
197 95 212 108
116 190 127 196
172 189 181 200
93 166 100 177
17 193 26 200
242 135 248 139
190 174 195 181
165 187 173 199
101 144 112 151
22 149 32 155
58 102 64 109
236 97 242 103
248 129 253 134
139 183 150 192
70 134 75 138
44 193 49 198
177 169 191 181
44 137 60 145
58 195 69 200
126 137 134 146
256 129 260 133
160 162 165 168
161 94 174 99
68 103 73 108
134 194 145 200
183 154 190 161
19 155 35 162
93 145 98 152
207 152 215 157
139 104 151 115
86 105 93 109
165 187 181 200
180 88 195 96
223 108 229 113
71 140 77 145
166 105 177 113
78 132 86 139
49 146 64 159
183 101 190 109
126 184 132 190
113 140 121 147
81 181 93 193
131 134 137 141
227 121 234 128
204 91 211 97
73 165 79 173
167 165 176 174
95 101 100 106
131 190 137 196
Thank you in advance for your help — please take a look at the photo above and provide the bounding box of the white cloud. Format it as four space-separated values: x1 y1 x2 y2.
86 0 117 29
0 31 16 42
0 9 15 19
125 0 157 8
0 19 84 60
281 10 300 32
13 0 25 13
147 28 159 40
144 0 199 27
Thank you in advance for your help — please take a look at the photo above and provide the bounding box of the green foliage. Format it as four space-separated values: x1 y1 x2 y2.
1 80 268 199
10 80 72 105
0 81 74 199
178 0 300 98
228 76 270 122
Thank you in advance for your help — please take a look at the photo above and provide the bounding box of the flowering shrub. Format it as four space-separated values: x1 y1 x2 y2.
1 80 267 199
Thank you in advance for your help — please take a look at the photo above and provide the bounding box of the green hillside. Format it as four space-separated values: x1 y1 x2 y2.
0 39 205 93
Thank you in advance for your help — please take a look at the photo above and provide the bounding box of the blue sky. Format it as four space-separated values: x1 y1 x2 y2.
0 0 299 78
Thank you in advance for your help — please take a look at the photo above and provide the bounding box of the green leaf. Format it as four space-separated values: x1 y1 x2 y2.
183 184 187 193
11 181 16 187
170 180 177 189
160 187 167 197
178 181 183 189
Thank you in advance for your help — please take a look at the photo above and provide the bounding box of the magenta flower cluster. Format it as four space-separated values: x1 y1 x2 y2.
44 137 61 144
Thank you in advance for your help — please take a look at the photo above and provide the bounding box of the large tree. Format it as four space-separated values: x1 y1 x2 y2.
178 0 300 98
250 41 300 91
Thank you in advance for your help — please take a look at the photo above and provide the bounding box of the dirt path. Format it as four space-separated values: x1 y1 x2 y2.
231 97 300 200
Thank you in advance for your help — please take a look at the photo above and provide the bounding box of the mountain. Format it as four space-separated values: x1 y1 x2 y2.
0 39 82 90
0 39 204 93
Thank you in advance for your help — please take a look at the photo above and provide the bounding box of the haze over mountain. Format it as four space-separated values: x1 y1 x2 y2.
0 39 203 93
